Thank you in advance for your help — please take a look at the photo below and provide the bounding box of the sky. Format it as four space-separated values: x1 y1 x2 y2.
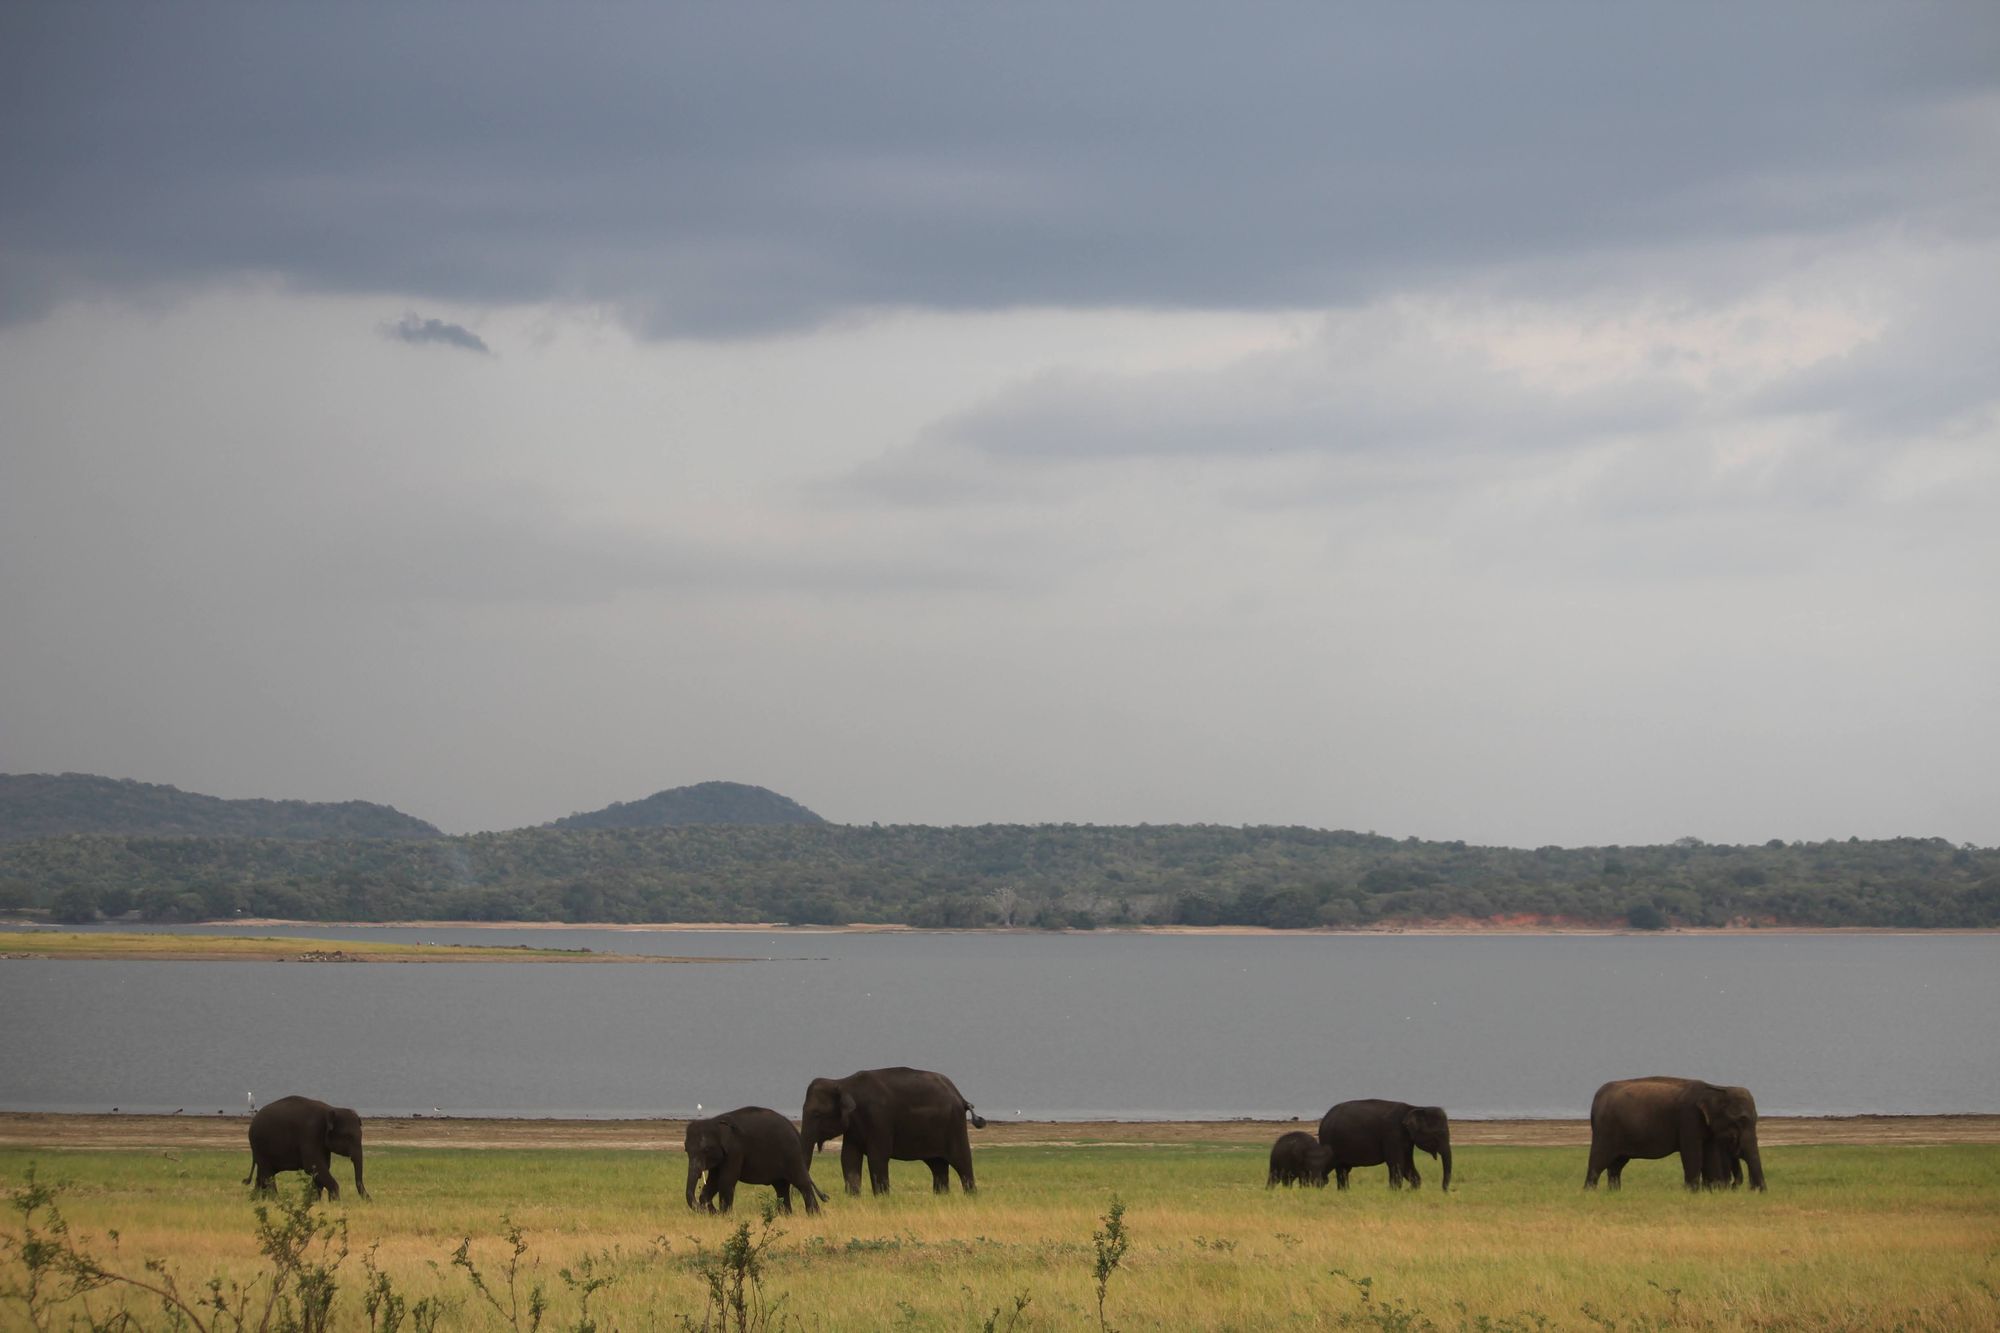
2 4 1996 845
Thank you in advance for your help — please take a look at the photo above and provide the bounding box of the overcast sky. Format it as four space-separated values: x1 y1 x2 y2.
2 4 1996 844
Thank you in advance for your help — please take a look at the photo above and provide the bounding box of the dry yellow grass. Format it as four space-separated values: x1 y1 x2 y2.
4 1137 1995 1330
0 930 744 964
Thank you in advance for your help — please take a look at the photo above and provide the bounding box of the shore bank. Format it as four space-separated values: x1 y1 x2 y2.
5 1111 1997 1153
125 917 2000 936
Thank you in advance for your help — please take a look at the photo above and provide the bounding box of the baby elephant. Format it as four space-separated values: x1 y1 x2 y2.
244 1095 367 1200
1319 1099 1453 1191
1267 1130 1334 1187
685 1107 826 1215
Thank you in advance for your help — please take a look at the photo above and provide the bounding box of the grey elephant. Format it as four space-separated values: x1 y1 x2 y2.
1701 1085 1765 1189
1318 1099 1453 1190
243 1095 367 1200
1267 1130 1333 1187
1585 1076 1764 1191
684 1106 825 1214
799 1066 986 1195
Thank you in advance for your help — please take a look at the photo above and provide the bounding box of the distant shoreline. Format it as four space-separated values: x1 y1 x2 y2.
215 918 2000 936
8 918 1996 941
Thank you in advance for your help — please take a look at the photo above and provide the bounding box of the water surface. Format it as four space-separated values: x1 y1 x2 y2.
2 927 1993 1120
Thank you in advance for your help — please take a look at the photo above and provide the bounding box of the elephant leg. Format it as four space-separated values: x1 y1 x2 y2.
1402 1146 1422 1190
795 1167 824 1215
1334 1165 1351 1190
926 1157 950 1193
1608 1156 1628 1190
1584 1140 1613 1189
709 1161 742 1213
773 1181 793 1214
305 1156 340 1201
839 1139 865 1196
867 1146 892 1195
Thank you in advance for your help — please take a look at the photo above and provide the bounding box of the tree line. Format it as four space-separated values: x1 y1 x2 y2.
2 824 1995 929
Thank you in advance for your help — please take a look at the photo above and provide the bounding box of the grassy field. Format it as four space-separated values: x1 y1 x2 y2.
4 1141 1996 1331
0 930 745 964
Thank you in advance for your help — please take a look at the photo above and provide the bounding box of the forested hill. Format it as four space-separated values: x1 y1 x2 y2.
547 781 824 829
2 823 1994 929
0 773 441 841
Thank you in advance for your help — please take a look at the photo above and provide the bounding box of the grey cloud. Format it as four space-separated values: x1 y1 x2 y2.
3 4 1995 332
385 314 490 355
839 310 1701 510
1749 258 2000 439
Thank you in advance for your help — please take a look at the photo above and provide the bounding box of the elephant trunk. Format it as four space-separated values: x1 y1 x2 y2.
350 1146 368 1200
1438 1141 1452 1193
799 1118 829 1171
1741 1136 1766 1192
685 1155 704 1211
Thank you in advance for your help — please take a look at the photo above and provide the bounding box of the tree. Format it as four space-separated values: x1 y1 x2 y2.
1626 902 1667 931
51 885 99 924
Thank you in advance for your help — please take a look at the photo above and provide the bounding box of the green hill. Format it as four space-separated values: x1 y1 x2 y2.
547 781 825 830
0 821 1993 929
0 773 441 841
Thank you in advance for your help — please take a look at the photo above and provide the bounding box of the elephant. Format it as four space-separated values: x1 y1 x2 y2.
684 1106 826 1215
1267 1130 1333 1187
799 1066 986 1195
1318 1099 1453 1191
1584 1076 1764 1191
243 1095 367 1200
1701 1084 1766 1190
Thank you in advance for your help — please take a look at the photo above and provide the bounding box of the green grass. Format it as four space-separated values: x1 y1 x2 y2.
4 1145 1996 1330
0 930 697 963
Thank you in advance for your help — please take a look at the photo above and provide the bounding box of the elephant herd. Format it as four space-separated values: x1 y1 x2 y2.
243 1072 1763 1214
242 1066 987 1215
1268 1077 1765 1194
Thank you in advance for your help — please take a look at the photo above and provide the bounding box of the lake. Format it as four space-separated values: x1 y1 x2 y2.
2 926 1995 1120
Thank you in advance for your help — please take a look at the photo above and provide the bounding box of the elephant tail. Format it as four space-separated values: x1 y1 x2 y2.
967 1104 987 1130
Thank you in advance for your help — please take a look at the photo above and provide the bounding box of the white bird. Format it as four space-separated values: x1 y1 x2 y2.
247 1091 257 1112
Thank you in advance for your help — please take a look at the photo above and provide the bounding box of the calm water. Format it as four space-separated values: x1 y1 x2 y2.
2 927 1995 1120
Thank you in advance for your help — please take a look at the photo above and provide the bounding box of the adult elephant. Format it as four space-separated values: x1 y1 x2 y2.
1318 1099 1453 1190
684 1107 826 1215
243 1095 367 1200
799 1067 986 1195
1585 1076 1764 1191
1267 1130 1333 1187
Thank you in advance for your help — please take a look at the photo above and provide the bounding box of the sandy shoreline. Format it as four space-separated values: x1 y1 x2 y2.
205 919 2000 937
4 1112 1997 1153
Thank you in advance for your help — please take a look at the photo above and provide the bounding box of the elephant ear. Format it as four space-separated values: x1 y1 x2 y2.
838 1089 858 1127
322 1106 339 1145
716 1119 740 1159
1400 1107 1422 1136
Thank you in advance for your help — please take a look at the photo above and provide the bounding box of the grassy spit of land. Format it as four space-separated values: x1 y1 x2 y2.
4 1122 1997 1330
0 929 751 963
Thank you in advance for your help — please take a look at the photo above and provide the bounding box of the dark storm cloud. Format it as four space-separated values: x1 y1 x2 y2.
2 4 1994 332
385 314 490 354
